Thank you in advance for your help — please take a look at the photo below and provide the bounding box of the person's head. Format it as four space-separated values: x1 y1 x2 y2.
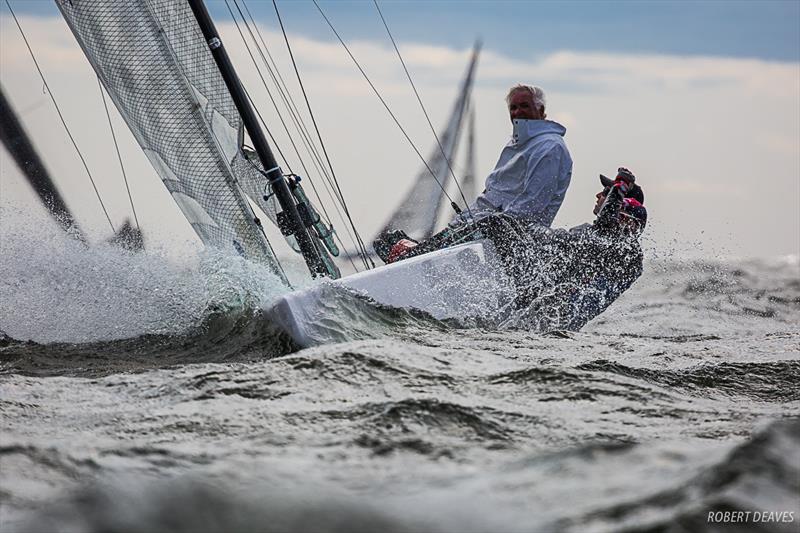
506 84 546 121
594 168 645 215
599 168 644 203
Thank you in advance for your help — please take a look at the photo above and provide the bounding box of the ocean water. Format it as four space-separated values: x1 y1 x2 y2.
1 227 798 532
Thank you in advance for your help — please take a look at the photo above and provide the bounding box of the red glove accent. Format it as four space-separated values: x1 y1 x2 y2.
623 197 643 208
388 239 418 263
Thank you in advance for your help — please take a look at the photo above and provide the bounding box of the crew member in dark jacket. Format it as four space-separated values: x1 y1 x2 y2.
374 167 648 331
503 167 647 330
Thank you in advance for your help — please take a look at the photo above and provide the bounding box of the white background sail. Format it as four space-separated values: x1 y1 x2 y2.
378 45 480 240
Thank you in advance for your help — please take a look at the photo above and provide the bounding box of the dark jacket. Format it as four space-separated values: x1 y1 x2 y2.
491 184 643 330
389 185 643 330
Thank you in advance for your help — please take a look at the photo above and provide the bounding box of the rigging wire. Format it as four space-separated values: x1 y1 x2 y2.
234 1 370 274
271 0 373 269
225 0 362 272
240 0 366 262
373 0 473 219
310 0 461 216
229 0 333 206
245 90 292 171
241 0 351 212
224 1 298 172
240 0 338 187
240 0 351 205
5 0 116 233
96 76 141 233
272 0 374 269
140 0 292 284
236 3 327 169
243 85 361 273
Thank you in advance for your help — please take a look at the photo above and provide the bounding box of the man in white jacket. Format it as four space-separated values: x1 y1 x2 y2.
375 85 573 263
453 84 572 227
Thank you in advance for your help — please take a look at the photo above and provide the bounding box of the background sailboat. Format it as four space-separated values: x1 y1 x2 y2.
377 44 480 242
1 84 145 250
0 85 85 242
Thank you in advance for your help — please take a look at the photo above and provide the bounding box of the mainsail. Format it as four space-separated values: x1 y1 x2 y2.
378 43 480 240
57 0 286 279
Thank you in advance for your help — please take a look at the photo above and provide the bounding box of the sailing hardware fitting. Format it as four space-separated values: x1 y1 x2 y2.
272 174 339 258
189 0 328 277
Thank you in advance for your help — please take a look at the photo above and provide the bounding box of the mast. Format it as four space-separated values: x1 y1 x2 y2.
0 86 85 243
187 0 326 277
461 102 477 203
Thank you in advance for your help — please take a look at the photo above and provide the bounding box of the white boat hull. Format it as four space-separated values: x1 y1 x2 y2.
266 241 514 347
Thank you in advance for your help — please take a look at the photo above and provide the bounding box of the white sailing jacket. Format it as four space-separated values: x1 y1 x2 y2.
454 119 572 227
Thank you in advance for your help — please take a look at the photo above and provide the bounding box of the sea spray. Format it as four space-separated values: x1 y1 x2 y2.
0 211 291 343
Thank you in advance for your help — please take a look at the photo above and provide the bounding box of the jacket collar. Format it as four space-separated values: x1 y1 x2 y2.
510 119 566 147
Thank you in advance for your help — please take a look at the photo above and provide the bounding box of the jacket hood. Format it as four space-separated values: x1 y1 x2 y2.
510 119 566 147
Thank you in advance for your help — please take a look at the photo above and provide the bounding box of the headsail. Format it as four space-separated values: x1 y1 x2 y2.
57 0 285 279
0 85 85 242
378 43 480 240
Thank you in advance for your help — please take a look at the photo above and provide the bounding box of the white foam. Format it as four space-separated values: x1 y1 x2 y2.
0 209 290 344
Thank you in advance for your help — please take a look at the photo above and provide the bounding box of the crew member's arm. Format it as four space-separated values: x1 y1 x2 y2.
594 187 623 231
448 195 498 228
593 178 629 233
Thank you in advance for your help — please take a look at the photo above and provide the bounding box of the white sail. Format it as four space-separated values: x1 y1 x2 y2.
459 103 478 205
378 44 480 240
57 0 285 279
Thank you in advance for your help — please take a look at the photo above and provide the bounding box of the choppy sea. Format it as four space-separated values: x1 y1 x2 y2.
1 227 798 532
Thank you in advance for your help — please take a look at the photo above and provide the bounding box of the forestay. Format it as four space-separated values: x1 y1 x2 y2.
57 0 288 280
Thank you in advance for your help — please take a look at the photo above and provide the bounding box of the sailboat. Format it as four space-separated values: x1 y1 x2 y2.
375 44 480 242
0 85 85 243
54 0 513 347
1 85 144 250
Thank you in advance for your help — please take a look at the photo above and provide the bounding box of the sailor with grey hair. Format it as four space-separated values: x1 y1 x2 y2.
505 84 546 118
453 83 572 227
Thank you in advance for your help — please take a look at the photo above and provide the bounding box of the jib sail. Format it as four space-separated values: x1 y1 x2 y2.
57 0 287 279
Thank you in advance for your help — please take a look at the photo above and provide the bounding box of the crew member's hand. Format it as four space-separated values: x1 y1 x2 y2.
614 167 636 194
388 239 418 263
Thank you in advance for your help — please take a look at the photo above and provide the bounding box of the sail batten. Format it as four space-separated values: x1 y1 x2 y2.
57 0 285 280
